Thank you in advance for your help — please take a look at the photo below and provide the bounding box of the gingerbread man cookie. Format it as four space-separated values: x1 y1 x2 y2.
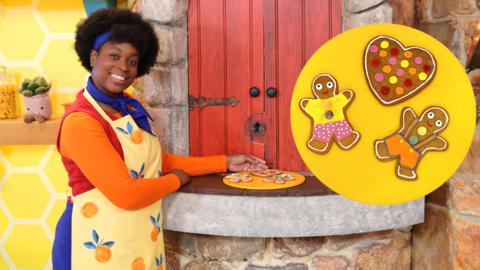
300 74 360 154
374 106 449 180
364 36 436 105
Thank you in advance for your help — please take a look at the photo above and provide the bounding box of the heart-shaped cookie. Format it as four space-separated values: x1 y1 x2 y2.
364 36 436 105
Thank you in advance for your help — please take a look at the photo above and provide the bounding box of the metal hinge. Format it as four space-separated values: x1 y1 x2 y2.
188 95 239 110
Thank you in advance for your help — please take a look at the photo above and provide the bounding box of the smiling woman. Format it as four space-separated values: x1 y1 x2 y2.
51 8 267 270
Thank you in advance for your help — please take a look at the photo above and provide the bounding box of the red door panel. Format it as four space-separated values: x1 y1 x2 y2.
189 0 342 171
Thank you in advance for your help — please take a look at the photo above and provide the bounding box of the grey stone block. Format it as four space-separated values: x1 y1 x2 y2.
345 0 384 13
154 24 187 64
344 2 393 30
140 0 188 24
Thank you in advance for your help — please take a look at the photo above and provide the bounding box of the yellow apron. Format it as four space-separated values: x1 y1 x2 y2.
71 90 165 270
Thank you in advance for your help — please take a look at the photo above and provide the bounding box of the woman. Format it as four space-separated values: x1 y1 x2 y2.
52 8 266 269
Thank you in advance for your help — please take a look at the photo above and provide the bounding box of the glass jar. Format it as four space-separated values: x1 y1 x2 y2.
0 66 18 119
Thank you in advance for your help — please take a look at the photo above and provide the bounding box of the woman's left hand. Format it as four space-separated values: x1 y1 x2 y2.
227 154 268 172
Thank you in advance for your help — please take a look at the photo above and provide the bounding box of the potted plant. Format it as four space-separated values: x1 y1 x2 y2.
18 76 52 123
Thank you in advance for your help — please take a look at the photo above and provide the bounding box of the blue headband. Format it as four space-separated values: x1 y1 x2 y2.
93 31 110 50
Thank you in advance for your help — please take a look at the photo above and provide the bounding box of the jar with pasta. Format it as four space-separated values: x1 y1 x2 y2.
0 66 17 119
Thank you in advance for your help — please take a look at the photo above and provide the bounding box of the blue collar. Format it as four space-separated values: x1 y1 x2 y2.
86 76 154 135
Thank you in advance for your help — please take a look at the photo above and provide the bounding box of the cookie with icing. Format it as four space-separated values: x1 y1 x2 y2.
364 36 436 105
300 74 360 154
374 106 449 180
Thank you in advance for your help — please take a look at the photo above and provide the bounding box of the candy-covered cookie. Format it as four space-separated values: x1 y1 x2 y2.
374 106 449 180
364 36 436 105
300 74 360 154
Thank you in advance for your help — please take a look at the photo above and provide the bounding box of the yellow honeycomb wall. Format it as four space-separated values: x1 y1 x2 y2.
0 0 87 269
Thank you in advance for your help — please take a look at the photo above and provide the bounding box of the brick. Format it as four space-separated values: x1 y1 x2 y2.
148 106 189 155
354 231 411 270
325 229 395 251
450 176 480 216
459 127 480 174
412 204 453 270
154 25 187 64
140 0 188 24
165 250 181 270
273 237 325 257
196 235 266 261
311 256 349 270
246 264 307 270
185 261 231 270
164 230 198 256
452 214 480 269
344 3 392 30
426 181 451 207
142 65 188 107
345 0 384 13
387 0 415 26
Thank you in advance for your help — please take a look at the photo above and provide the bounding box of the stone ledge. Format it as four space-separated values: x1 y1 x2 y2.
163 193 424 237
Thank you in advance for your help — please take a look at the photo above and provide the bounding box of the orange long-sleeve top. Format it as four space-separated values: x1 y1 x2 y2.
59 111 227 210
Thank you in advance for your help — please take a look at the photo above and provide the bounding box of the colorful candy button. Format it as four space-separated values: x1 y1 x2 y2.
400 60 409 68
408 67 417 75
370 45 379 53
374 73 384 82
371 59 381 67
379 50 387 57
382 65 392 73
389 57 397 65
396 69 404 76
404 51 413 58
380 40 389 49
417 126 427 136
395 86 404 95
390 47 399 55
409 136 418 144
389 76 398 84
418 72 427 81
414 57 423 64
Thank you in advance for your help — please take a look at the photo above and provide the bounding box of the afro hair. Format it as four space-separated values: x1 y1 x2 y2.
74 8 159 77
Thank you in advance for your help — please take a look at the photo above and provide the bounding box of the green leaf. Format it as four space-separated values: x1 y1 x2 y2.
83 242 96 250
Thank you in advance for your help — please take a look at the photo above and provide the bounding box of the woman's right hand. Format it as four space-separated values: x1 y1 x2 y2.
170 169 191 186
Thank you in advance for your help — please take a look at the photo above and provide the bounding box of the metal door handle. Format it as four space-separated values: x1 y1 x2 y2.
188 95 239 110
266 87 277 97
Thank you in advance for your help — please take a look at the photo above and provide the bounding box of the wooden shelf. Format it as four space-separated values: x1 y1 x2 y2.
0 116 60 145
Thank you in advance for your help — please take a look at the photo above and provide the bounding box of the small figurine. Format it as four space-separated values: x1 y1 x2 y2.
18 76 52 123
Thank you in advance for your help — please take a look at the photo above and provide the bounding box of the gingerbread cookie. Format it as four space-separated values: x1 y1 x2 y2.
251 169 282 177
300 74 360 154
374 106 449 180
364 36 436 105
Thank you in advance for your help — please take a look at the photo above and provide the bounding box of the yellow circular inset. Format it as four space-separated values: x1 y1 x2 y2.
382 65 392 73
418 72 428 81
395 86 404 95
404 51 413 58
291 24 475 205
389 76 398 84
380 40 389 49
400 60 410 68
223 172 305 190
379 50 387 57
417 126 427 136
408 67 417 75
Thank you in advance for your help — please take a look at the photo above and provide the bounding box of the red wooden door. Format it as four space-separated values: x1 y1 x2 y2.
188 0 341 171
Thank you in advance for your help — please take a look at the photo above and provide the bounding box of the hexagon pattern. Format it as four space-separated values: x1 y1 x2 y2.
5 224 51 269
0 11 44 61
3 173 50 219
0 2 87 269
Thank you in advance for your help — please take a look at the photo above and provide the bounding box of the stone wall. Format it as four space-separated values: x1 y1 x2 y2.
412 1 480 269
131 0 190 155
164 229 412 270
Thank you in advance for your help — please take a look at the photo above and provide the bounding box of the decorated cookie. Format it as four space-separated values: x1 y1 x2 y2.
364 36 436 105
374 106 449 180
251 169 282 177
300 74 360 154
